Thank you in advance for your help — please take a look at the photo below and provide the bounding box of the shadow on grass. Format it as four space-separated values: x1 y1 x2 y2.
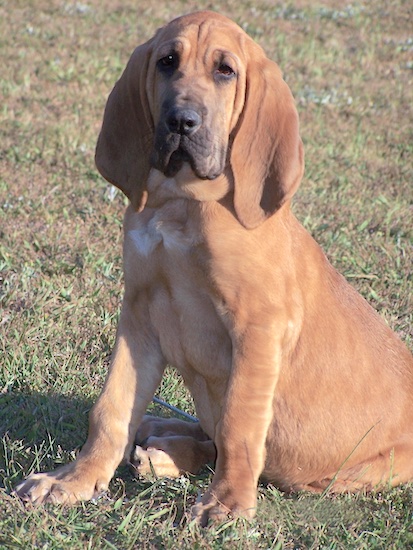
0 392 92 448
0 391 93 492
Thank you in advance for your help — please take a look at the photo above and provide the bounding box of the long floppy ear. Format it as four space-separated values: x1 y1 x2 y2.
231 55 304 229
95 42 154 210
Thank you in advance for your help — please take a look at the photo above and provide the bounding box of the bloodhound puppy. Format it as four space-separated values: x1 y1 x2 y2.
16 11 413 524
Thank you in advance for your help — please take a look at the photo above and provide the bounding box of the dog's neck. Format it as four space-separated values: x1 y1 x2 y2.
145 165 233 208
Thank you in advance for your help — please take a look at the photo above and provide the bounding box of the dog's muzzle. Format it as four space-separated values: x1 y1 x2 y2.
151 105 224 180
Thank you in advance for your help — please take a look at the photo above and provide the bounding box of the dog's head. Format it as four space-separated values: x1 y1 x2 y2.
95 11 304 228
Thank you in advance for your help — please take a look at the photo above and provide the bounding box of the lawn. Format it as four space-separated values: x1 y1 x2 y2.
1 0 412 548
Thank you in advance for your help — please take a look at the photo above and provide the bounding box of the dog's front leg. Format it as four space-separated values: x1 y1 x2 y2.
16 300 165 504
192 323 283 524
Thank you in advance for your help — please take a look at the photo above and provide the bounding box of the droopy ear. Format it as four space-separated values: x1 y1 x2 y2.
231 56 304 229
95 42 153 210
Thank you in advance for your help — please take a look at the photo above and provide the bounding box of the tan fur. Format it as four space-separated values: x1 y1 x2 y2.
16 12 413 524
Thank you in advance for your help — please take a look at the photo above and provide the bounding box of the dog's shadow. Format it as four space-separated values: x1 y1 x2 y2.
0 392 92 489
1 391 91 446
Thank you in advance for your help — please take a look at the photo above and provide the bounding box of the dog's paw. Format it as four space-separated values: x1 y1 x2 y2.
15 462 109 505
191 484 257 526
130 445 180 478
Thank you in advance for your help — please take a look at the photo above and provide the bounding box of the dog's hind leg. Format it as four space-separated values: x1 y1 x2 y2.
130 416 216 477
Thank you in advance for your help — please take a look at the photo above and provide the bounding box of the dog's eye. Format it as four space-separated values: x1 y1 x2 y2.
215 63 236 78
158 54 178 72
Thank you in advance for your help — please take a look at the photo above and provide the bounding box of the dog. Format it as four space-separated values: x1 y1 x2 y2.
16 11 413 524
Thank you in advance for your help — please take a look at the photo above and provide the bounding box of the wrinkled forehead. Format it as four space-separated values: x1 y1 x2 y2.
152 15 250 62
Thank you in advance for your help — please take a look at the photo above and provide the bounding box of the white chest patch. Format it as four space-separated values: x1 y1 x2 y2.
128 221 162 257
127 209 194 258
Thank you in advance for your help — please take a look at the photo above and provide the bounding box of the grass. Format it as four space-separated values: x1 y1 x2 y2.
1 0 412 547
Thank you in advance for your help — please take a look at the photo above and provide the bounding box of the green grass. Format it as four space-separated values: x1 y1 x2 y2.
1 0 412 547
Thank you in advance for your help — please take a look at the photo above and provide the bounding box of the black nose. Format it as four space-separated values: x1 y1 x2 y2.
165 108 202 136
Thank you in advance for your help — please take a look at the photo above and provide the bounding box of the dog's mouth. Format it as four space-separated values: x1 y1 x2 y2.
163 148 194 178
151 131 224 180
152 142 215 180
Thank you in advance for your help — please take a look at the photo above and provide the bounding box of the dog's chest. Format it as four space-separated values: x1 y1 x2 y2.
128 216 194 257
124 203 231 402
124 201 220 338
